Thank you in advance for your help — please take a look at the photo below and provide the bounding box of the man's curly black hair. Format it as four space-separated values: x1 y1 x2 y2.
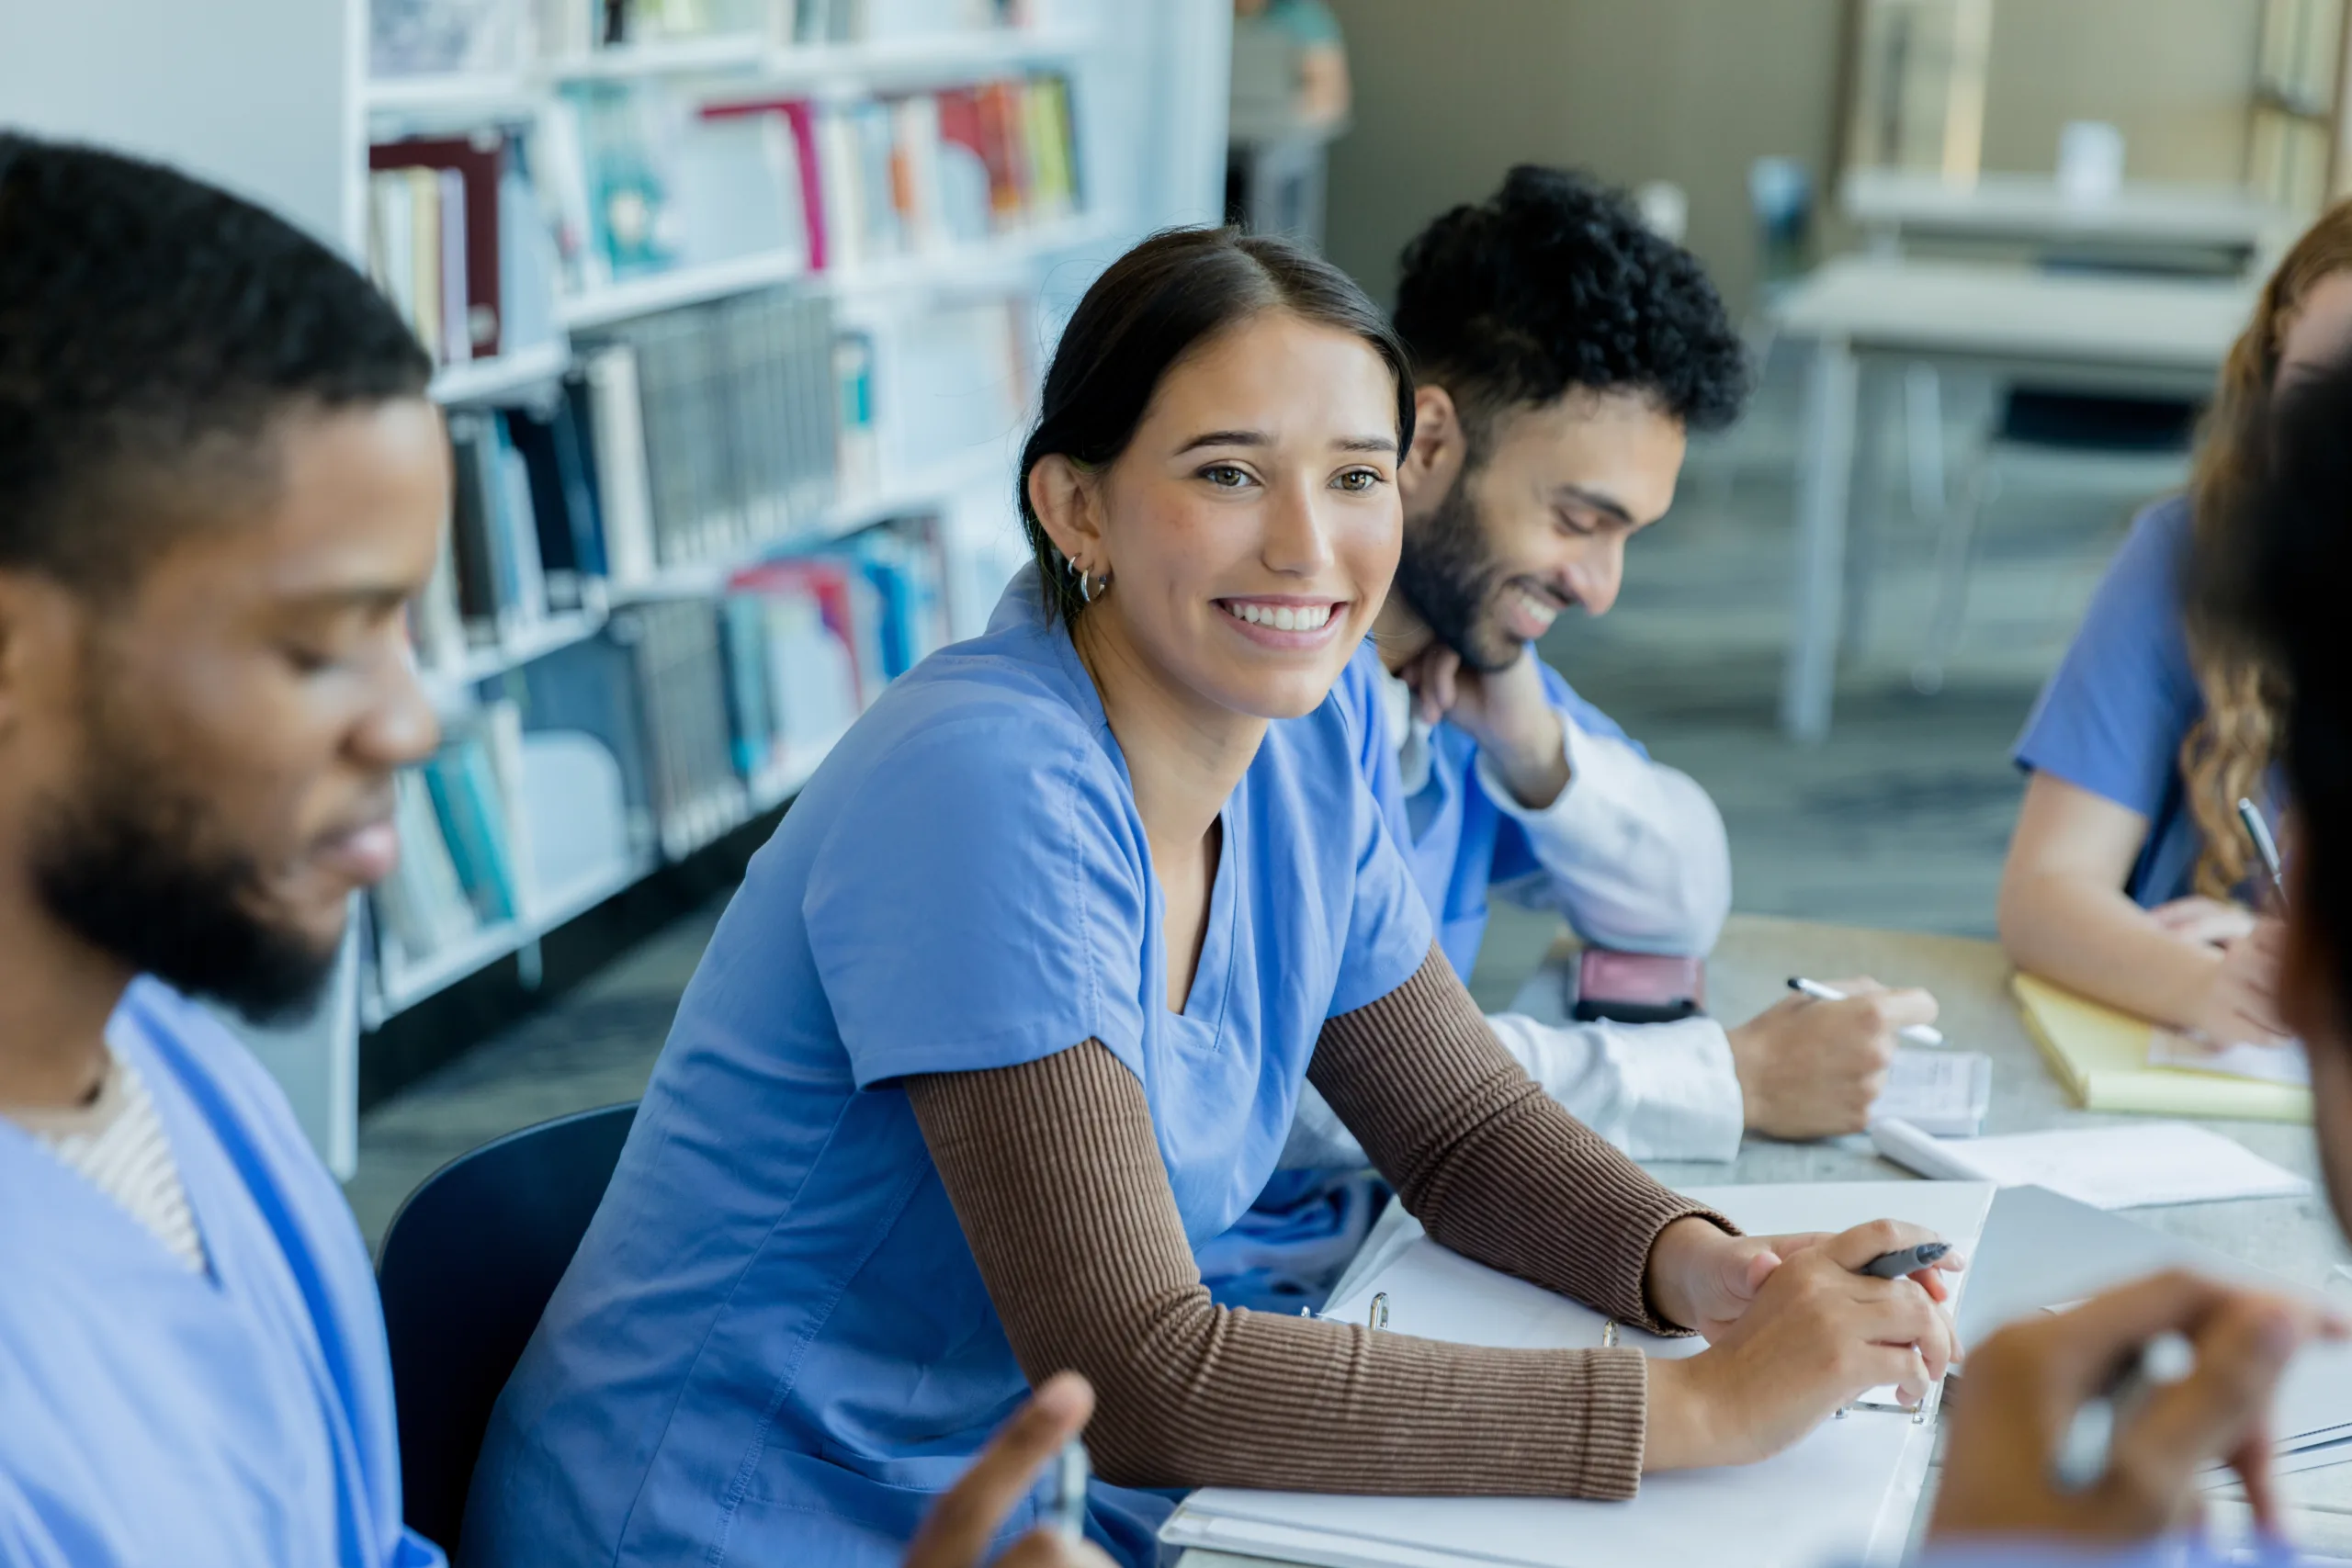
0 132 430 595
1393 164 1747 450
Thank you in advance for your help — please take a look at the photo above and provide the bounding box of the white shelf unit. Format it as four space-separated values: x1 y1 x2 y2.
0 0 1230 1175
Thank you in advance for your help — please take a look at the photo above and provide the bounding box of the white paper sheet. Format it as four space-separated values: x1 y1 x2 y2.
2148 1028 2311 1087
1870 1048 1992 1136
1166 1183 1994 1568
1870 1120 2310 1210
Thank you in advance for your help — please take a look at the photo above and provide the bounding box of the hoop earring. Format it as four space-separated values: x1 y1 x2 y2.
1069 556 1091 604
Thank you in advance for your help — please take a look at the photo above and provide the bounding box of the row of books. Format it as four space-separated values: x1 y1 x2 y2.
365 130 562 367
373 703 536 972
373 517 953 976
788 0 1036 45
408 286 844 673
543 72 1078 288
375 0 1046 76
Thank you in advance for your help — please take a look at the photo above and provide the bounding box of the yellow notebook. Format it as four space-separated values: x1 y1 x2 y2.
2011 973 2311 1122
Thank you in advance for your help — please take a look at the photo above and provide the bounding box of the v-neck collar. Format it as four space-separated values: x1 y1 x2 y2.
1042 617 1242 1037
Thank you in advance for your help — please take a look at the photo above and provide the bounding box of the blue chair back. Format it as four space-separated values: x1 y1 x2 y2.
376 1100 638 1551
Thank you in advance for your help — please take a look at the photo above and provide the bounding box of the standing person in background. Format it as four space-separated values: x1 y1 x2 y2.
1213 169 1940 1306
1923 357 2352 1566
2001 201 2352 1048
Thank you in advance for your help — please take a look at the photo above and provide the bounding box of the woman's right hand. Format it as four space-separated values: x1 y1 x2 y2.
2181 918 2293 1047
1643 1221 1960 1471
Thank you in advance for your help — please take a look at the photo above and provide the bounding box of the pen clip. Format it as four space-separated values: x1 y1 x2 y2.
1368 1291 1389 1331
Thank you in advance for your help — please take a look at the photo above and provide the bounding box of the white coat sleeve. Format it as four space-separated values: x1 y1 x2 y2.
1281 1009 1745 1168
1479 711 1733 955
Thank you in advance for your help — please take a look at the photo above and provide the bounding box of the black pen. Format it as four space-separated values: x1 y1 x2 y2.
1860 1240 1951 1279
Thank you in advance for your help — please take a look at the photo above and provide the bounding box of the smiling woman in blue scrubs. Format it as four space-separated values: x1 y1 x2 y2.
463 229 1960 1568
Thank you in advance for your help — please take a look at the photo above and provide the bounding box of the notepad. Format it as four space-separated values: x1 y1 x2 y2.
1871 1118 2310 1210
1871 1047 1992 1135
2012 974 2312 1122
1161 1181 1995 1568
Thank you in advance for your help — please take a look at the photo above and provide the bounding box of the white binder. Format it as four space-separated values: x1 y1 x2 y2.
1161 1181 1996 1568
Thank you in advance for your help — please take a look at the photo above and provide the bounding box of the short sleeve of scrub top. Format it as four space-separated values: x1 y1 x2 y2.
2013 496 2207 904
804 704 1153 1087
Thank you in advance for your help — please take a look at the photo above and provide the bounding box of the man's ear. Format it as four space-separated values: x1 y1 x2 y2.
1026 455 1108 571
1400 384 1467 514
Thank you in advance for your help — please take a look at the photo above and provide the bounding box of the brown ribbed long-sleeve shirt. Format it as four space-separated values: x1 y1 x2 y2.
905 944 1729 1501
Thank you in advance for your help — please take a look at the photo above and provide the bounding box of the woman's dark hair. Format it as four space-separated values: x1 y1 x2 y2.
2201 358 2352 1021
1018 226 1415 626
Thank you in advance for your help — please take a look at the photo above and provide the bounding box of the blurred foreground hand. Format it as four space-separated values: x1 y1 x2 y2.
904 1372 1118 1568
1930 1270 2340 1546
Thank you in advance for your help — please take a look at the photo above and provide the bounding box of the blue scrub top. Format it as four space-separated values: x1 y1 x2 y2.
2014 496 2277 907
1194 638 1645 1311
464 573 1432 1568
1332 637 1645 979
0 980 440 1568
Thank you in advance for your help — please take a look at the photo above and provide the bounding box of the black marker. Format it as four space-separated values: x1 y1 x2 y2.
1860 1240 1951 1279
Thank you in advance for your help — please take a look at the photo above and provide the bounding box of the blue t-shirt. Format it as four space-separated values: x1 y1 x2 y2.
0 981 440 1568
463 576 1432 1568
2014 496 2278 907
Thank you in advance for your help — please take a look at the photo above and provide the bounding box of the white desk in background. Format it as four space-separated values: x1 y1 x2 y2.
1767 255 2254 741
1174 914 2352 1568
1840 168 2294 261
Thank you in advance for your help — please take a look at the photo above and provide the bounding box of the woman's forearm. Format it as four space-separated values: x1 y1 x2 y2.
1307 946 1731 1334
1997 867 2220 1028
907 1043 1651 1499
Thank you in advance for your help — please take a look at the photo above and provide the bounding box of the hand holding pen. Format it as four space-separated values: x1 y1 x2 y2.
1928 1271 2344 1547
902 1371 1113 1568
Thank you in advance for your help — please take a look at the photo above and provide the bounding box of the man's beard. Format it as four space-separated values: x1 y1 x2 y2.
1393 472 1524 674
30 721 341 1025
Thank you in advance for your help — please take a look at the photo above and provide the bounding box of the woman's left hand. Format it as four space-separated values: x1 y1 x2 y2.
1645 1217 1961 1340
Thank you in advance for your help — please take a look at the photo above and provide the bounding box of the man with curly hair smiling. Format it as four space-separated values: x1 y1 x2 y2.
1204 167 1943 1309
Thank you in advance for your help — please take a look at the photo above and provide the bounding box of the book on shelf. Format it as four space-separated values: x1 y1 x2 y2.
373 0 519 78
372 704 530 975
509 517 944 860
410 284 845 687
368 130 563 368
786 0 1037 44
536 0 769 55
577 286 841 583
539 70 1078 286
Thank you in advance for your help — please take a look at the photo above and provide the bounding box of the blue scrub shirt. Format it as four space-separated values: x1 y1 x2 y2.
2015 496 2278 906
1195 637 1645 1312
0 980 441 1568
464 573 1432 1568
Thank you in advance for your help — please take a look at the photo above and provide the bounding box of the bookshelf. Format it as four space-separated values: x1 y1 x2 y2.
3 0 1232 1176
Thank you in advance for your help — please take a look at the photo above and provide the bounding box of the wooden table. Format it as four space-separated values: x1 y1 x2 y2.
1177 914 2352 1568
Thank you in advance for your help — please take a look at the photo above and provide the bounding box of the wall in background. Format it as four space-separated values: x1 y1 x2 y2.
1977 0 2262 185
1323 0 1846 317
1323 0 2265 318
